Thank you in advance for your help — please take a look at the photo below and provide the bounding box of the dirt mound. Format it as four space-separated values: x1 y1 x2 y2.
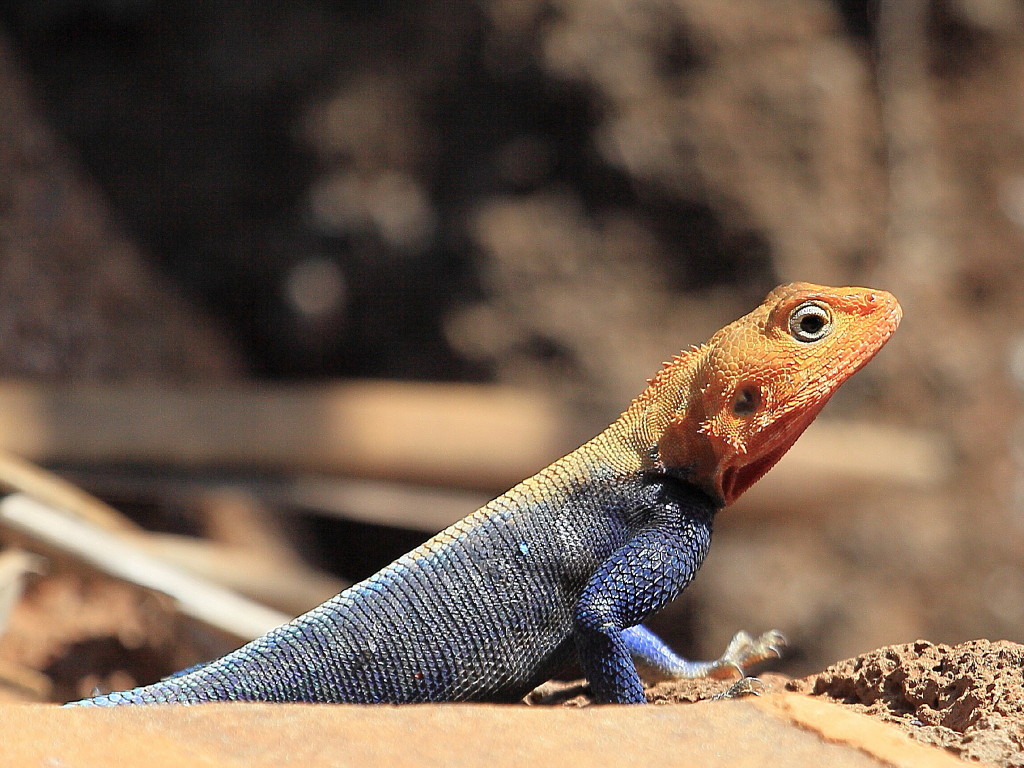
544 638 1024 766
788 639 1024 767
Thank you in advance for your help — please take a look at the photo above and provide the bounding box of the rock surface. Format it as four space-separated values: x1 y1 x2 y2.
2 693 967 768
790 639 1024 768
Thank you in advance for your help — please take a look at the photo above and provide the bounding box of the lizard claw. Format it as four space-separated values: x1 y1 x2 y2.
711 676 766 701
705 629 786 679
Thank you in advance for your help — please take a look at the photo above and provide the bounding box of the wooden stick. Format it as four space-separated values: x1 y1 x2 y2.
59 419 945 534
0 494 291 640
0 382 944 503
56 469 489 534
733 420 948 513
0 449 139 533
0 381 566 490
133 533 345 615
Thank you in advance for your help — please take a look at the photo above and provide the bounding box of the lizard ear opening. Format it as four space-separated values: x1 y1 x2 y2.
731 385 761 416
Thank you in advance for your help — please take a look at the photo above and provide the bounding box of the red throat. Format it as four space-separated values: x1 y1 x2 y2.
715 419 810 505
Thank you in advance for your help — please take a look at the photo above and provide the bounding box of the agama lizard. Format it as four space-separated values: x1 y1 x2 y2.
67 282 901 706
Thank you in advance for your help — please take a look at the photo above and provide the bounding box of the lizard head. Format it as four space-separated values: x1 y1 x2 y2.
648 282 902 507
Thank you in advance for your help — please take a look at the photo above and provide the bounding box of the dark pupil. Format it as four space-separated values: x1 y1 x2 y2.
800 313 824 335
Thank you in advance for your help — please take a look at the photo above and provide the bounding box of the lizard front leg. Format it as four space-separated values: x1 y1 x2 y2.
622 625 786 681
572 512 711 704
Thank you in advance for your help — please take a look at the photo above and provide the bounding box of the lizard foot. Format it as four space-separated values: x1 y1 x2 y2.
704 629 786 680
710 676 766 701
524 680 591 706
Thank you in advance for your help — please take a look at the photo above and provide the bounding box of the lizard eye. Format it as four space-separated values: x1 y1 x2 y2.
788 302 832 343
732 385 760 416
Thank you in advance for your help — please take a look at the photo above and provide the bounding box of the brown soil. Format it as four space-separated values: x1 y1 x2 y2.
788 639 1024 768
524 674 789 707
644 673 792 705
527 672 791 709
0 567 231 704
532 640 1024 767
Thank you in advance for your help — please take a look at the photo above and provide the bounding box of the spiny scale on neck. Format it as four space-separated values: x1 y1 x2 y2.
589 344 706 478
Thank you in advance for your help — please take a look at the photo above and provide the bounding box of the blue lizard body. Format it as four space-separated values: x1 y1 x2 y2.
70 451 716 705
66 282 901 706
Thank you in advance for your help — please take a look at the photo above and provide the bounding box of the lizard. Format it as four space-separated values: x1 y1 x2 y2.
66 282 901 706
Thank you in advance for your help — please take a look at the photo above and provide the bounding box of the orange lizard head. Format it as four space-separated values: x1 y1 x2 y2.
647 282 902 507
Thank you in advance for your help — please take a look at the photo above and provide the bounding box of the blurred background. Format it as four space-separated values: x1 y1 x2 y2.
0 0 1019 702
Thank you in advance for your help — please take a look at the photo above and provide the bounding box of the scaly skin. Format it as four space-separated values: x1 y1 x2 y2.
67 282 901 706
